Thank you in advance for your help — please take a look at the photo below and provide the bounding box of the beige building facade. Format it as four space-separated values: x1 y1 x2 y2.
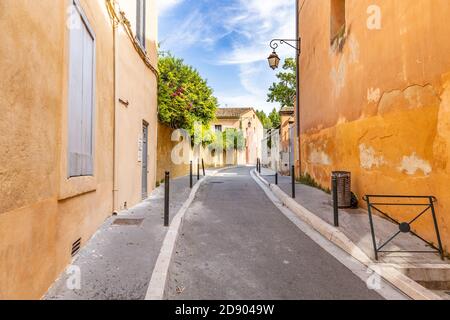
0 0 158 299
279 107 295 175
297 0 450 250
211 108 264 166
112 0 159 211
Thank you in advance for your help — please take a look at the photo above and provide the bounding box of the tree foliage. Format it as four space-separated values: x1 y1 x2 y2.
209 128 245 151
268 108 281 128
256 110 273 129
158 53 218 134
267 58 296 108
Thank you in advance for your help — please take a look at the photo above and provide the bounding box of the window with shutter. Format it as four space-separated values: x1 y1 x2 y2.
68 0 95 178
136 0 146 49
330 0 346 45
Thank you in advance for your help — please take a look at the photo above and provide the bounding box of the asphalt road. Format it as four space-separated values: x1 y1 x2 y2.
167 167 386 300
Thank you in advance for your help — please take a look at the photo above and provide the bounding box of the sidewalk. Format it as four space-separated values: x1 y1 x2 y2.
45 173 207 300
257 167 450 299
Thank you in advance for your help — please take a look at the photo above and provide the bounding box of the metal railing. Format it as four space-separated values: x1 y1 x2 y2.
363 195 444 261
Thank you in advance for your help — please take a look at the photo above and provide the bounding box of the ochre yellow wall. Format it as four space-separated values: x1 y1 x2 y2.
114 0 158 211
0 0 115 299
299 0 450 251
0 0 158 299
156 124 190 182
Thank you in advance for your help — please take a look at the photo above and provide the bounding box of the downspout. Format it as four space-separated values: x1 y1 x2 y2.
112 1 120 214
295 0 302 176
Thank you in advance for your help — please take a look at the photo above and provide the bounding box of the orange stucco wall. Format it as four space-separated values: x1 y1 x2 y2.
298 0 450 251
0 0 157 299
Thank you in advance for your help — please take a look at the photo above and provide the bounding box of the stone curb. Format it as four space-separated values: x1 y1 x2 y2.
145 166 238 300
252 169 442 300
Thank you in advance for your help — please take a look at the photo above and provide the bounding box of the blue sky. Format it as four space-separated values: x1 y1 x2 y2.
157 0 295 114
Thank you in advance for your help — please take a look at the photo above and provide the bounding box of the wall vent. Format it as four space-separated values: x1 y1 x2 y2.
71 238 82 257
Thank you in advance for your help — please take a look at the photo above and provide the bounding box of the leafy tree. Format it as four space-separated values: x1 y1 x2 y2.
158 52 218 134
268 108 281 128
256 110 273 129
209 128 245 151
267 58 296 108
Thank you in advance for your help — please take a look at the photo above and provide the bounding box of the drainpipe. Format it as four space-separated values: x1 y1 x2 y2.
112 3 120 214
296 0 302 177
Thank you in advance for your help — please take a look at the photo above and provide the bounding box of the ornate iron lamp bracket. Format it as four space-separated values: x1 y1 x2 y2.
269 39 301 54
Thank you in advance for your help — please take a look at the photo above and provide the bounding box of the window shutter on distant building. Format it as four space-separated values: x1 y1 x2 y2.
136 0 146 49
68 1 95 178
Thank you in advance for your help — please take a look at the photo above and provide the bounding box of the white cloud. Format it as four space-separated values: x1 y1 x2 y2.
159 0 296 114
218 0 296 65
157 0 183 16
216 92 276 113
160 9 233 51
215 0 295 113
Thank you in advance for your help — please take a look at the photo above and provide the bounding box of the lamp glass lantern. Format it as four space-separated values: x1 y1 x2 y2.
268 51 281 70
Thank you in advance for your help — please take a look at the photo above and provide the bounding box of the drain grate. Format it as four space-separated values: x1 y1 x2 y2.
112 218 144 226
209 181 224 184
71 238 82 257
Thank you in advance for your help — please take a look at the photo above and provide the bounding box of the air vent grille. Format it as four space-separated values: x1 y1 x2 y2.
71 238 82 257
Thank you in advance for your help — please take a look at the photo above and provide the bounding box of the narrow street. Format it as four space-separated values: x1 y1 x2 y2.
167 167 390 300
5 0 450 304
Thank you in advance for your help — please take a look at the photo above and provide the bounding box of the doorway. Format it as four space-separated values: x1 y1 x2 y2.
142 122 149 200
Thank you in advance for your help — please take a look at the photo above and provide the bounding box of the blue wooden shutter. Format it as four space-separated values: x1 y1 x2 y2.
136 0 146 48
68 2 95 177
68 9 84 177
80 20 94 176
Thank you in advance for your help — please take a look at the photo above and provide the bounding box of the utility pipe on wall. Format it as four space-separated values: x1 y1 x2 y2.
111 1 120 214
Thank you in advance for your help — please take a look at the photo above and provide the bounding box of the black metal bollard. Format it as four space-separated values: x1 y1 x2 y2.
164 171 170 227
202 159 206 176
291 165 296 199
190 161 193 188
275 172 278 185
332 175 339 227
197 160 200 181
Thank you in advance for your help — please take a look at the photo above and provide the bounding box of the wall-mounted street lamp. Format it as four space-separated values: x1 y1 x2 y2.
267 51 281 70
268 37 302 176
267 39 300 70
